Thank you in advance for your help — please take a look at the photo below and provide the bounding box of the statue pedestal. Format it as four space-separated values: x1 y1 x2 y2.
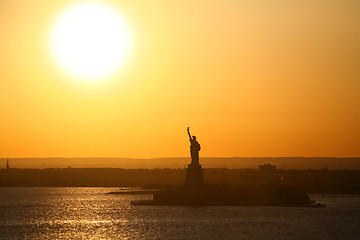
184 163 204 189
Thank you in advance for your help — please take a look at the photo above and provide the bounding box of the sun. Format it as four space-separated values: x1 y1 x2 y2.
50 2 131 81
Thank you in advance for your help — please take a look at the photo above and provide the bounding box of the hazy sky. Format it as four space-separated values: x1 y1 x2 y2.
1 0 359 158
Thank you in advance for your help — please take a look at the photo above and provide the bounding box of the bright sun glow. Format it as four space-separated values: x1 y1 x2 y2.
50 2 131 81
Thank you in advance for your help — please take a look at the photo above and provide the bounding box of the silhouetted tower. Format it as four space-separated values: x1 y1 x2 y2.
184 127 204 188
6 159 9 169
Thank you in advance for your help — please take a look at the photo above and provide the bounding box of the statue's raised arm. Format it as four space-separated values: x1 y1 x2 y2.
187 127 192 141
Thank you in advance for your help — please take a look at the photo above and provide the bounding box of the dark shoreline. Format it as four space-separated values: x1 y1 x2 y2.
1 168 360 194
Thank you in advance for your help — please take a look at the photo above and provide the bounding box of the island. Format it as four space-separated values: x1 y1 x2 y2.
132 128 325 207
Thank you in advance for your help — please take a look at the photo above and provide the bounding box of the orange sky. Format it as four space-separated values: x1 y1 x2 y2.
0 0 359 158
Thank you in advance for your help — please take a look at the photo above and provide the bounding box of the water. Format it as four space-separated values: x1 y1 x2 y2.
0 188 359 239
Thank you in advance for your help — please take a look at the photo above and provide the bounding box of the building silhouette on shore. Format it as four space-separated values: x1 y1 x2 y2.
258 163 276 170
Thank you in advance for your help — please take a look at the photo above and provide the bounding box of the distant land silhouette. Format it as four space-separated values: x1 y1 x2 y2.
1 167 359 194
2 157 360 169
